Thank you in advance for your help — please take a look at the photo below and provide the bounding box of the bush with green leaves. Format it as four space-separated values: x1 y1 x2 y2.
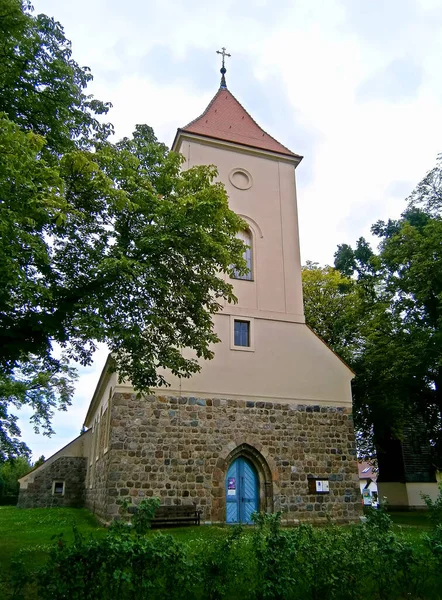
36 526 196 600
110 496 161 536
3 506 442 600
421 481 442 528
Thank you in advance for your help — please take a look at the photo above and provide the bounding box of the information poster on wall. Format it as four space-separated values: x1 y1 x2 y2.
227 477 236 496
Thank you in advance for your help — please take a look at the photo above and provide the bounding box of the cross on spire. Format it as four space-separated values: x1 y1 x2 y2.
216 47 231 89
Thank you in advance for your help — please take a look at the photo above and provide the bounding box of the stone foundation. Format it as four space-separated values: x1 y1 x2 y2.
17 456 87 509
86 393 361 524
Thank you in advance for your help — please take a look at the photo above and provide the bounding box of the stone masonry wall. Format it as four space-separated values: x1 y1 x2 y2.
18 457 87 509
84 405 113 519
95 393 361 524
85 448 112 519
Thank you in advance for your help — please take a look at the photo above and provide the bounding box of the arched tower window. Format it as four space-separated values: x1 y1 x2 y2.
233 229 253 281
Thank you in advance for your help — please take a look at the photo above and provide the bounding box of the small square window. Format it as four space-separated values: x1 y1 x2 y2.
234 320 250 347
230 316 254 351
53 481 65 495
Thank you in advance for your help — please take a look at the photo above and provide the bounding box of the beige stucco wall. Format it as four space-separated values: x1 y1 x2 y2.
377 482 410 507
152 134 354 407
84 133 353 425
378 481 439 508
155 316 353 406
178 137 305 321
406 482 439 507
84 366 119 429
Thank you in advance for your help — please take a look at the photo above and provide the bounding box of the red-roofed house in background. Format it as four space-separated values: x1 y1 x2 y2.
359 462 378 507
18 52 361 525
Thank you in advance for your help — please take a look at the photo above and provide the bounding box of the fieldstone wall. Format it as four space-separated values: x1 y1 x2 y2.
92 393 361 524
85 451 112 520
84 409 112 519
17 457 87 508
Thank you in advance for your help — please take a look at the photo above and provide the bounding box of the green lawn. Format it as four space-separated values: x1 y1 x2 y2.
0 506 233 572
0 505 432 571
0 506 439 600
389 509 431 529
0 506 106 571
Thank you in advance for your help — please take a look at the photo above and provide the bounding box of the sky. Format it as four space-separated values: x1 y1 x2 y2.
17 0 442 460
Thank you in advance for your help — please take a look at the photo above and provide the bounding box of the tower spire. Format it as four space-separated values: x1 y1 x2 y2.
216 47 231 89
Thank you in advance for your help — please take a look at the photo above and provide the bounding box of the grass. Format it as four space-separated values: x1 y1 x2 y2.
386 510 432 541
0 506 106 572
389 509 432 528
0 506 235 573
0 507 439 600
0 505 433 572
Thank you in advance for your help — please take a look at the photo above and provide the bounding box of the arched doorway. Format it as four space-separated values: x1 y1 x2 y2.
226 456 259 523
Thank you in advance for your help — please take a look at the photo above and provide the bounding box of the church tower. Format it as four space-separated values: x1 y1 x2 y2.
164 56 354 412
18 56 362 524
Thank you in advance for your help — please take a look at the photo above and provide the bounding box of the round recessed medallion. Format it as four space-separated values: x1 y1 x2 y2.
229 168 252 190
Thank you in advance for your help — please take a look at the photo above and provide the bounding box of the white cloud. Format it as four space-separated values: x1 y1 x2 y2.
21 0 442 456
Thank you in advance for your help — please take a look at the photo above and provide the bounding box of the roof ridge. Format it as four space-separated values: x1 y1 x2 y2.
181 88 223 131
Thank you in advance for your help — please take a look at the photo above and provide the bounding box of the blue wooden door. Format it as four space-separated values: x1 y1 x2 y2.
226 457 259 523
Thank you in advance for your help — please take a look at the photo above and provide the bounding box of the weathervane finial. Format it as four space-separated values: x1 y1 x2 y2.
216 47 231 89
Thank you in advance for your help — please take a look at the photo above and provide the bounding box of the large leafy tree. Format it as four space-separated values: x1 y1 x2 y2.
0 456 31 502
301 261 362 364
301 260 380 458
0 1 246 460
332 167 442 468
0 0 112 154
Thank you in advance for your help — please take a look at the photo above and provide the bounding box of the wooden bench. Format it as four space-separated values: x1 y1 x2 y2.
151 504 201 528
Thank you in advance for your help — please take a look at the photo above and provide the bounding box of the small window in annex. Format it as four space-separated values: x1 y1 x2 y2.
232 229 253 281
234 320 250 347
52 481 65 496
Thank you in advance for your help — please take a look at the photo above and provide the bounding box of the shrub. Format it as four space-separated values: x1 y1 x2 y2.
37 526 196 600
252 511 298 600
197 525 250 600
4 503 442 600
421 481 442 528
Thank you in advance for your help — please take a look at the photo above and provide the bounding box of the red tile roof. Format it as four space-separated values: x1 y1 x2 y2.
180 88 300 159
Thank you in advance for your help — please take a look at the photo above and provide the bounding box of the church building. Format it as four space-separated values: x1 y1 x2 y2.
18 58 362 524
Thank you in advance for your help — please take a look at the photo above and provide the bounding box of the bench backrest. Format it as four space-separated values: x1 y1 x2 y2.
154 505 199 518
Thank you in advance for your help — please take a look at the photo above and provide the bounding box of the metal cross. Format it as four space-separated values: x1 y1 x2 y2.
216 47 231 88
216 47 231 70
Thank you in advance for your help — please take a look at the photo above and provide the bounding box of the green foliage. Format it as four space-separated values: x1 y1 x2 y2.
113 496 161 536
0 0 112 155
307 154 442 465
333 204 442 463
37 527 197 600
424 524 442 572
2 508 442 600
301 262 363 364
32 455 45 469
0 1 247 459
407 152 442 216
421 482 442 528
0 457 31 503
364 502 393 533
131 498 161 535
197 524 248 600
